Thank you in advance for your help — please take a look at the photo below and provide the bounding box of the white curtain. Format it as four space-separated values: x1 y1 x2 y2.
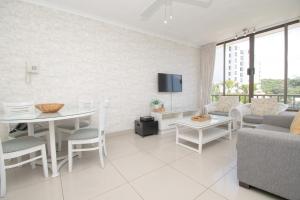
199 43 216 113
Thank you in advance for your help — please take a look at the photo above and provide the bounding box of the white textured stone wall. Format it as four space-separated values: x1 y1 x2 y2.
0 0 200 133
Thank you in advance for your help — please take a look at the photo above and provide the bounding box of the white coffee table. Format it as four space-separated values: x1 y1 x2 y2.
174 115 232 154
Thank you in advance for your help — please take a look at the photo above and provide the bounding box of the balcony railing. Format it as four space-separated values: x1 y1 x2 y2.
211 94 300 110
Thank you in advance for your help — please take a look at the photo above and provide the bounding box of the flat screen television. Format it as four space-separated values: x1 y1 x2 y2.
158 73 182 92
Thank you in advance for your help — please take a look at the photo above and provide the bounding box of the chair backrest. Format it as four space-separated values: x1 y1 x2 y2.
98 99 109 136
2 102 35 116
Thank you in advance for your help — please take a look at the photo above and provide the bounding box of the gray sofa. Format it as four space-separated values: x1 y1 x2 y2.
237 114 300 200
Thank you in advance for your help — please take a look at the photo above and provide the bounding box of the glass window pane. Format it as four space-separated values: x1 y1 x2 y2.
254 28 284 102
225 38 249 103
288 24 300 110
211 45 224 102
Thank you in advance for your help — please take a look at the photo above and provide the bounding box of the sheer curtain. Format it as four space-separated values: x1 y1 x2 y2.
199 43 216 113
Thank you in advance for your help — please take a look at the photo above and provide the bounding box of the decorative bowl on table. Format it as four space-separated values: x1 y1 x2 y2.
35 103 64 113
191 114 211 122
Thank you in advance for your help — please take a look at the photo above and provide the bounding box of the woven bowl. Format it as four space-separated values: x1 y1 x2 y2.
35 103 64 113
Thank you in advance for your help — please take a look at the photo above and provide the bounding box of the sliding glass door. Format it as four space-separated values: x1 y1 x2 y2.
254 28 285 102
225 39 249 103
288 24 300 109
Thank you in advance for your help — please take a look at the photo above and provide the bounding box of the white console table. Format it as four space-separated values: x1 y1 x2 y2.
151 108 198 134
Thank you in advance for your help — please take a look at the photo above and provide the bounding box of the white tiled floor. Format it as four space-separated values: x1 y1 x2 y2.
3 131 284 200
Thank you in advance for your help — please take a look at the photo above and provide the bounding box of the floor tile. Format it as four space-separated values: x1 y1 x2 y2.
130 133 175 151
90 184 142 200
148 142 192 163
106 140 141 160
59 150 107 175
210 168 282 200
61 163 126 200
6 164 50 192
111 151 165 181
195 189 227 200
4 177 63 200
131 166 206 200
170 152 235 187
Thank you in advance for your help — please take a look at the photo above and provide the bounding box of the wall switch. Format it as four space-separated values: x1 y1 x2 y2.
27 65 39 73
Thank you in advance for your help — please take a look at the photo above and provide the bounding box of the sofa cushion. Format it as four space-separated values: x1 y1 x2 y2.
250 98 278 116
256 124 290 133
290 111 300 135
243 114 263 124
216 96 239 112
208 111 228 116
263 115 295 129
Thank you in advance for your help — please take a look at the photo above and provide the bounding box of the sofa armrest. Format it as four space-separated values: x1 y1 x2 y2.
229 104 251 126
263 115 294 129
204 103 217 114
237 128 300 200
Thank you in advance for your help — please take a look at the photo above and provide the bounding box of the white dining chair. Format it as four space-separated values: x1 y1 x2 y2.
0 136 48 197
56 99 94 152
2 102 51 161
67 100 109 172
2 102 49 138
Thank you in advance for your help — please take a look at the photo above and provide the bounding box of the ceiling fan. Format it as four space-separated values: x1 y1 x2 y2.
141 0 213 21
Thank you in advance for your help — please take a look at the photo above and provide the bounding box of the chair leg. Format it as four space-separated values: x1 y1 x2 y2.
41 145 49 178
46 133 51 156
57 132 62 152
68 142 73 172
103 138 107 157
17 156 22 167
98 143 104 168
76 145 82 158
0 159 6 197
30 152 36 169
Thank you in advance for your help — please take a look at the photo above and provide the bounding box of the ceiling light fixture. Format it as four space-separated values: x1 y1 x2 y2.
163 1 168 24
169 0 173 20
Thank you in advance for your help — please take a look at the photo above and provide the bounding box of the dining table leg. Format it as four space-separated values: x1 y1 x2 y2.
27 123 36 169
49 121 59 177
75 118 82 158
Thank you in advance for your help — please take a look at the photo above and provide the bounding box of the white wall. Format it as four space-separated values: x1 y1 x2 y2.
0 0 201 133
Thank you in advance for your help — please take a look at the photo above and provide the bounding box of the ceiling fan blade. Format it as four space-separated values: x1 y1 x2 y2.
174 0 213 8
141 0 164 20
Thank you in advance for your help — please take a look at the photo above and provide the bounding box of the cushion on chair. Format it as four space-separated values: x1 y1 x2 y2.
256 124 290 133
57 121 89 130
216 96 239 112
2 136 45 153
208 111 229 116
243 115 264 124
68 128 99 140
250 98 278 116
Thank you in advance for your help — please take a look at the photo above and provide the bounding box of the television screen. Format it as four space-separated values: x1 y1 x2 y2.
158 73 173 92
172 74 182 92
158 73 182 92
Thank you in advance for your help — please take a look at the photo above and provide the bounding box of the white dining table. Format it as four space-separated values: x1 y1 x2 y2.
0 106 96 177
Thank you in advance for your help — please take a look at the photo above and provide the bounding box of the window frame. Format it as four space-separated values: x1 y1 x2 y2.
215 20 300 110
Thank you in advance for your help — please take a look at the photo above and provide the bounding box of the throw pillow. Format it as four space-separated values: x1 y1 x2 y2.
290 111 300 135
250 98 278 116
216 96 239 112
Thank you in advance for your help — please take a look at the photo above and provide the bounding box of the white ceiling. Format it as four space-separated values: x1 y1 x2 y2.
23 0 300 47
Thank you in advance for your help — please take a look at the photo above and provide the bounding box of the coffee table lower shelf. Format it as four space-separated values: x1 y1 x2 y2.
176 127 231 154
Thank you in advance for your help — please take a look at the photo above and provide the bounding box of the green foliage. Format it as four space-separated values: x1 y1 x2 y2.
150 99 161 106
288 77 300 94
261 79 284 94
225 80 235 94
